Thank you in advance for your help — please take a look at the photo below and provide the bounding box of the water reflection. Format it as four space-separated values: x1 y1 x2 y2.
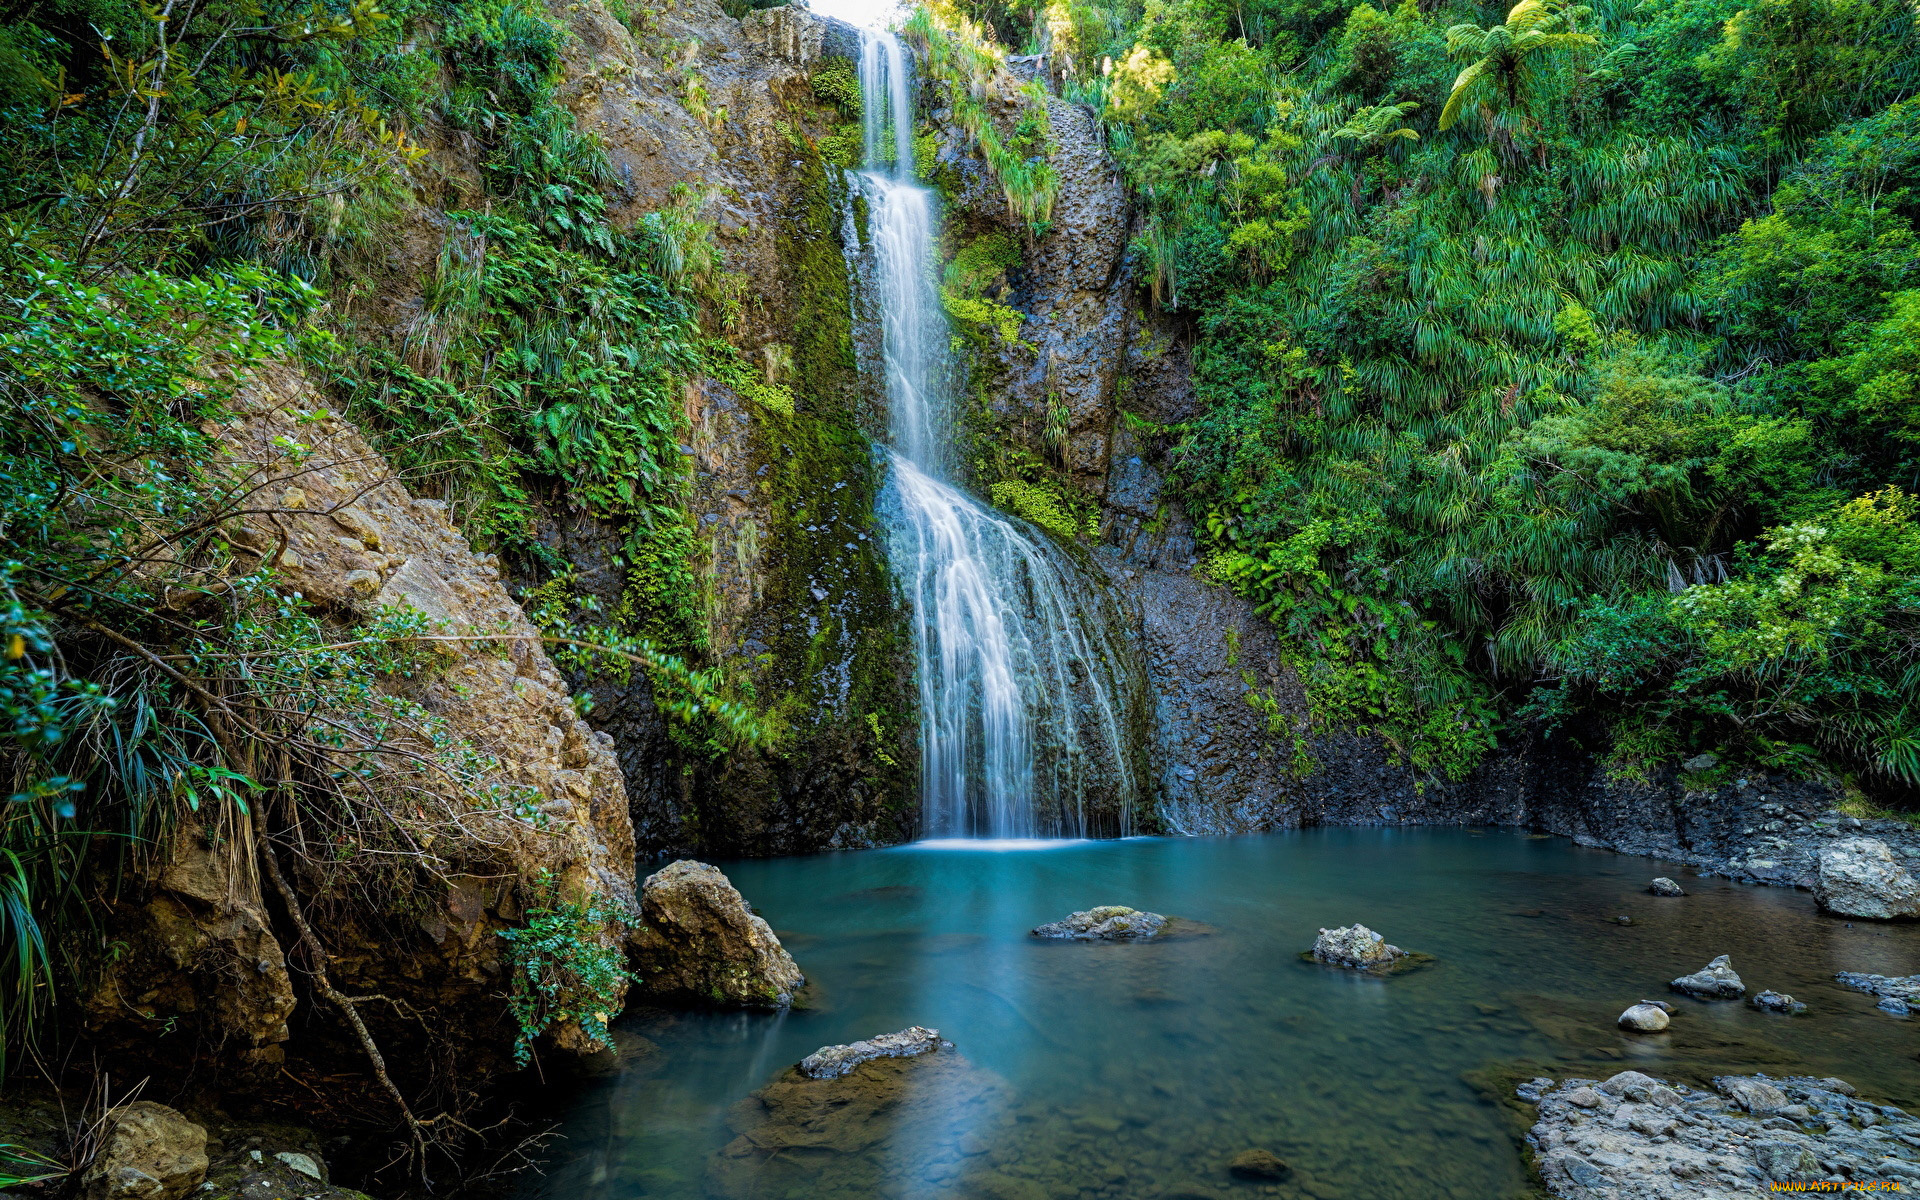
521 830 1920 1200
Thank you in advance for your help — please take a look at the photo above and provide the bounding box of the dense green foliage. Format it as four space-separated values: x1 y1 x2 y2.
500 873 636 1066
936 0 1920 790
0 0 777 1121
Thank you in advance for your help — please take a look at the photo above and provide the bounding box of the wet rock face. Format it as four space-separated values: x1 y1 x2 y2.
630 860 805 1008
1815 837 1920 918
798 1026 949 1079
1030 905 1168 940
1524 1072 1920 1197
1671 954 1746 1001
81 1102 209 1200
533 2 918 858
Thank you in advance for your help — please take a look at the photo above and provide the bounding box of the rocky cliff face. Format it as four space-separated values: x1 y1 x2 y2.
531 0 918 857
89 360 637 1090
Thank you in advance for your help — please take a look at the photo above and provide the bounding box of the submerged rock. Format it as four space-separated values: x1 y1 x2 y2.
1751 990 1806 1014
629 860 805 1009
1814 837 1920 919
1670 953 1745 1000
1524 1071 1920 1197
1649 876 1687 896
80 1102 209 1200
1310 923 1407 970
1617 1002 1670 1031
708 1031 1010 1200
797 1026 949 1079
1226 1148 1290 1180
1031 905 1168 940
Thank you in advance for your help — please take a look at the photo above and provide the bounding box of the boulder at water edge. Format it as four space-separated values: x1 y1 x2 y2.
1310 924 1407 970
1031 905 1168 940
1752 990 1807 1014
80 1102 208 1200
1669 954 1745 1000
1648 877 1686 896
1814 838 1920 919
628 860 805 1008
1617 1001 1671 1031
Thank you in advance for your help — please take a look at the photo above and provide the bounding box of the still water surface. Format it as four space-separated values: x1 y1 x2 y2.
522 830 1920 1199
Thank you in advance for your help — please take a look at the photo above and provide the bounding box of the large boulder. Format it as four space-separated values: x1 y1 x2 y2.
1815 838 1920 919
629 860 805 1008
80 1102 208 1200
1030 905 1167 940
1310 924 1407 970
1670 954 1745 1000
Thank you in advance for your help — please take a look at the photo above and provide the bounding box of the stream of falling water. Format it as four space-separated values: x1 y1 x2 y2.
849 29 1142 840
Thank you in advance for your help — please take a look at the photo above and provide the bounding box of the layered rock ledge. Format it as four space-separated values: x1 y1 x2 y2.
1523 1070 1920 1196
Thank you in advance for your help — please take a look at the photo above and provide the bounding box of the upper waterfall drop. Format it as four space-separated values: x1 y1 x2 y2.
846 29 1146 840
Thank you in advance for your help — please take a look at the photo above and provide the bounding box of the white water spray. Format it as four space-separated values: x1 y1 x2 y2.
849 30 1141 839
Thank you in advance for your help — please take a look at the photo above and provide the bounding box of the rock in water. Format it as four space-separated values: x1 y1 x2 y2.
1648 877 1686 896
80 1102 209 1200
1617 1002 1670 1031
708 1032 1010 1200
1227 1149 1290 1180
1670 953 1745 1000
1815 838 1920 919
1030 905 1168 940
798 1027 949 1079
629 860 804 1008
1835 970 1920 1008
1752 990 1807 1014
1311 924 1406 969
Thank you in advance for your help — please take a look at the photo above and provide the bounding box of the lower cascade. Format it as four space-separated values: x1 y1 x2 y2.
847 28 1143 839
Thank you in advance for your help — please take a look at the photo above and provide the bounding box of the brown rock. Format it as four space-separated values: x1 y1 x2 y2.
1227 1148 1291 1180
630 860 804 1007
80 1102 208 1200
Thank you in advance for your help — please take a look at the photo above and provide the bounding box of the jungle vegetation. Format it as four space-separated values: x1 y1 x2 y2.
0 0 764 1178
926 0 1920 793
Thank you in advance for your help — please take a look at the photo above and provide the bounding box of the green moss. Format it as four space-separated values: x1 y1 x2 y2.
990 478 1088 540
809 57 862 120
687 113 918 848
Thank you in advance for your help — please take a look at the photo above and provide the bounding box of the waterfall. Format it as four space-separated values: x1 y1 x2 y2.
848 29 1143 840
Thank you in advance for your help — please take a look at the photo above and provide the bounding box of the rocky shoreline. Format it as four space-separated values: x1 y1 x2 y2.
1524 1070 1920 1197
